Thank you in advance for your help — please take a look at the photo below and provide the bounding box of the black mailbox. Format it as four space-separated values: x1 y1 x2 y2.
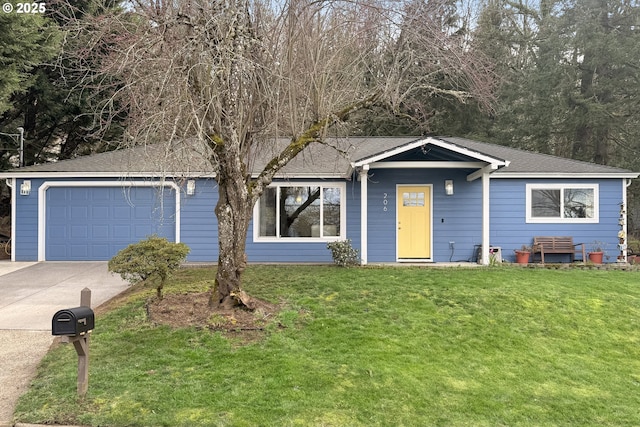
52 306 95 336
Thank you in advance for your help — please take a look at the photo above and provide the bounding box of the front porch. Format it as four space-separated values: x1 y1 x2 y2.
352 137 509 266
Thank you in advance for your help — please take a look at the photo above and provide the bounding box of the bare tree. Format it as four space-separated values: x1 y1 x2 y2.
58 0 495 308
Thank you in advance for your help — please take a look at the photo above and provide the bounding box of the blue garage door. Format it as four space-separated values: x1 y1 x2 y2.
46 186 176 260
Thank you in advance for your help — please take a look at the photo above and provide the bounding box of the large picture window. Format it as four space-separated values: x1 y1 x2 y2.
255 183 345 240
526 184 598 223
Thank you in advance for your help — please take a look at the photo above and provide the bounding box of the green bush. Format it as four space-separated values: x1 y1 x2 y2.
108 235 190 299
326 239 360 267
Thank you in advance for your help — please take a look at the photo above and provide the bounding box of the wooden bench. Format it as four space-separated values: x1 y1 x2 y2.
532 236 586 264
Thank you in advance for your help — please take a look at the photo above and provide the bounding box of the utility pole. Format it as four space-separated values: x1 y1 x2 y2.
17 127 24 167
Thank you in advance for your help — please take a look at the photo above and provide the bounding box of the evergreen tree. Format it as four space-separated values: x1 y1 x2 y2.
0 8 59 115
0 0 124 169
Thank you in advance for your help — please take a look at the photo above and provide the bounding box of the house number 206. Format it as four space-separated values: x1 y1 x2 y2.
383 193 388 211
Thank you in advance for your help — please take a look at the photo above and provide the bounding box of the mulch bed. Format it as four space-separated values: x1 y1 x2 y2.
146 292 282 336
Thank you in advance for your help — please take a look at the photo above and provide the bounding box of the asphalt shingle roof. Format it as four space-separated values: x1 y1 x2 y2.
1 136 635 178
440 137 633 175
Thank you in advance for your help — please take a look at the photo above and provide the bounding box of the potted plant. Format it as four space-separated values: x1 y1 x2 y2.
514 245 532 264
588 241 606 264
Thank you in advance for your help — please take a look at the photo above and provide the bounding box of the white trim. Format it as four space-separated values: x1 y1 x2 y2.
251 173 346 179
352 137 508 168
353 139 430 166
424 137 509 167
0 172 217 179
360 166 369 265
252 181 347 243
370 161 487 169
481 171 490 265
467 164 499 182
8 178 16 261
38 180 181 261
525 183 599 224
396 184 433 262
492 172 639 179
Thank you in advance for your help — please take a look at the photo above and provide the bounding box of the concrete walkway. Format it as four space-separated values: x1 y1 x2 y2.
0 262 128 427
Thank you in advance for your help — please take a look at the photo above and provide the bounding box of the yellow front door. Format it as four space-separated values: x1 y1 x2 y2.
397 185 431 259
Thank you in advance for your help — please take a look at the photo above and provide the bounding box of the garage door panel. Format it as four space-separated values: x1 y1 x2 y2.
71 225 88 238
133 225 166 239
113 206 132 220
49 227 66 239
92 225 109 239
71 245 88 258
132 189 153 202
49 205 66 218
92 188 110 200
46 186 176 261
92 206 109 219
71 206 88 220
70 188 89 201
113 224 132 239
91 244 111 259
47 243 67 257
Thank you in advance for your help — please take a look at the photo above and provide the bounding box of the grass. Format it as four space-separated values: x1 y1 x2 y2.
15 265 640 426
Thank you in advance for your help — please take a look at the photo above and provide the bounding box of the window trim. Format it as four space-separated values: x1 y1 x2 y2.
526 183 599 223
253 182 347 242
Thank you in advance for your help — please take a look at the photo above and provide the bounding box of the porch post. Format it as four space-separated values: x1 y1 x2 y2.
481 171 490 265
360 165 369 265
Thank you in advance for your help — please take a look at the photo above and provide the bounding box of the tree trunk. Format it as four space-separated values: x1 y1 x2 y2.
211 158 253 309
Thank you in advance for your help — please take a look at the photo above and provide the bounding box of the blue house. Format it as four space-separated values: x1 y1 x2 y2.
1 136 637 264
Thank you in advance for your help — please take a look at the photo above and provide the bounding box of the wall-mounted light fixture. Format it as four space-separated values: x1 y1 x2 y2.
444 179 454 196
20 180 31 196
186 180 196 195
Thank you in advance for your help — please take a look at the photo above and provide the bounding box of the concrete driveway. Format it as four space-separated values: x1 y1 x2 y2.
0 262 129 330
0 262 129 426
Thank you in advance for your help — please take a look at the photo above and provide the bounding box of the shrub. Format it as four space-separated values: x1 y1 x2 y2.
108 235 190 299
326 239 360 267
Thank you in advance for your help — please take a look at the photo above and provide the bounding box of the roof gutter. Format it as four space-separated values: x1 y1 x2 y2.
0 171 218 179
491 172 640 179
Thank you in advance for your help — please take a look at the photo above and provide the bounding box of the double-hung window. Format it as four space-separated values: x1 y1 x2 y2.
255 183 345 241
526 184 598 223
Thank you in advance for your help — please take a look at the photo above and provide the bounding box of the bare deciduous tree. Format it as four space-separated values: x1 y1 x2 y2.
58 0 495 308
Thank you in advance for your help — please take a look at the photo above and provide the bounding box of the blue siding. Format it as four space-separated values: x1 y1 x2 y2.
366 169 483 262
180 179 218 262
11 174 628 264
490 179 623 262
14 178 40 260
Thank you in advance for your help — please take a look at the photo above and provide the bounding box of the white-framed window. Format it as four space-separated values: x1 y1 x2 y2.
526 183 598 223
254 182 346 241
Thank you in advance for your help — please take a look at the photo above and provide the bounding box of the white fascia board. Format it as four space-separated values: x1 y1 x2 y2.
352 138 430 166
424 137 509 166
0 172 217 179
467 164 499 182
370 161 487 169
491 172 640 179
351 136 508 168
252 172 347 179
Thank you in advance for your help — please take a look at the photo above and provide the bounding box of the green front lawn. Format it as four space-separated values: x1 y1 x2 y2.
15 266 640 426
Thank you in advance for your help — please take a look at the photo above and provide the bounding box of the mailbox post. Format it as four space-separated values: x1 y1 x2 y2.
52 288 93 397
